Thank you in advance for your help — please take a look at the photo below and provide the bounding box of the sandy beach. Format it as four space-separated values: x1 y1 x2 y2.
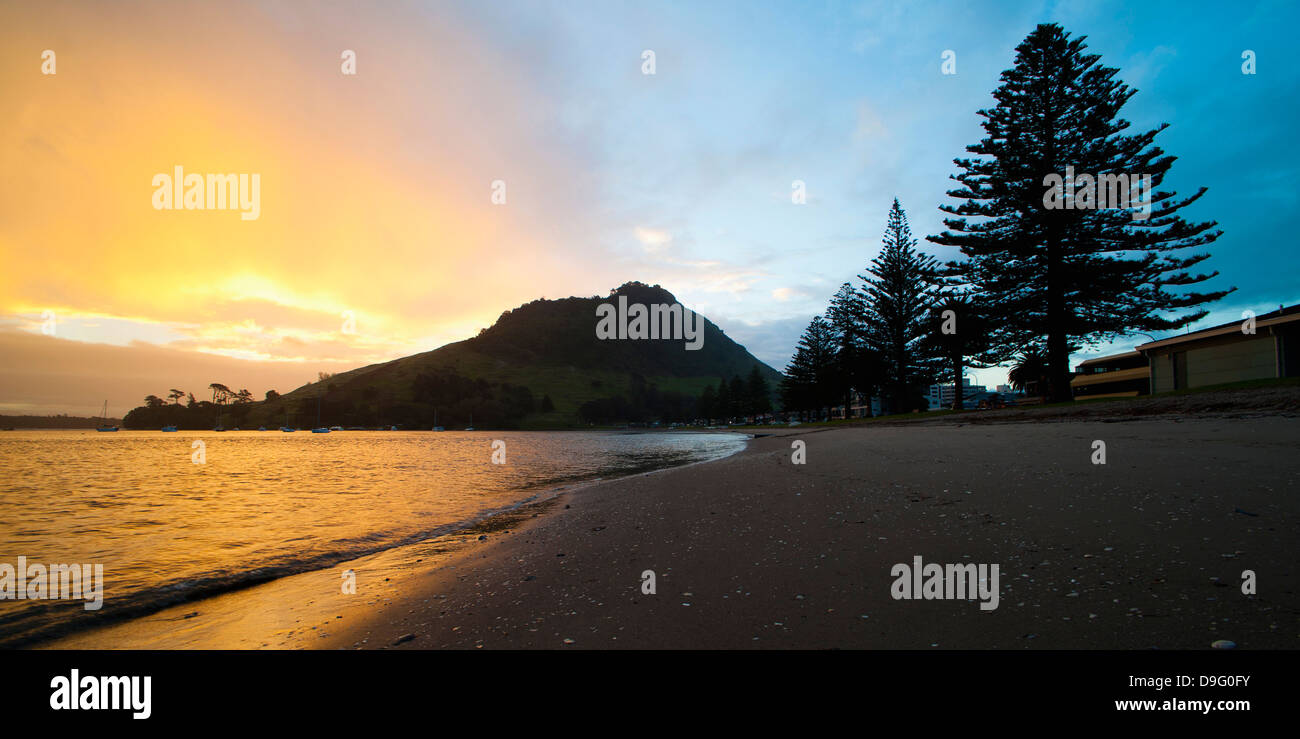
44 412 1298 650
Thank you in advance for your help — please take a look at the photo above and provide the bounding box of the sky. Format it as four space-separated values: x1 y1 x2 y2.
1 0 1297 414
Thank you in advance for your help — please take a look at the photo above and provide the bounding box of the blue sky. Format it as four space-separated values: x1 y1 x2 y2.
450 0 1298 385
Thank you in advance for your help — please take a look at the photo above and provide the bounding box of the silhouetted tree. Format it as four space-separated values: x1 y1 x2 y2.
930 23 1233 402
728 375 746 417
921 292 996 410
826 282 870 415
780 315 837 419
715 378 731 422
1008 348 1050 398
698 383 716 422
861 198 941 413
746 366 772 418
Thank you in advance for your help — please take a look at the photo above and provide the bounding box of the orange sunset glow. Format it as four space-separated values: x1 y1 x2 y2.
0 1 639 413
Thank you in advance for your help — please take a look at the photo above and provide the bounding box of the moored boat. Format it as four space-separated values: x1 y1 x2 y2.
96 401 118 432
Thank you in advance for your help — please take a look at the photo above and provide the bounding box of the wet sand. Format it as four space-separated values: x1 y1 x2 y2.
45 416 1299 650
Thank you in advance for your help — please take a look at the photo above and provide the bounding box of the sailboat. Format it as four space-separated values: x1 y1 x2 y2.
311 395 330 433
161 425 178 432
280 410 295 432
464 412 474 432
96 401 118 432
431 408 444 432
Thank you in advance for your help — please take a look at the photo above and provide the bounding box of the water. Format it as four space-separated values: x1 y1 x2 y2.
0 429 747 645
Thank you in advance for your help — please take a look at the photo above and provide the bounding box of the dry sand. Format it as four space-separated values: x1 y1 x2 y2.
45 415 1299 650
323 416 1298 650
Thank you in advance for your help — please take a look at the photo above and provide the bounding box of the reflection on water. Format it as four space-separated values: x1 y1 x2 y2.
0 429 746 645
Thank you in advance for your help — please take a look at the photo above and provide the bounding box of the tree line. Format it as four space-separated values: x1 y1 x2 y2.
696 366 772 424
781 24 1230 418
125 383 281 429
574 367 773 425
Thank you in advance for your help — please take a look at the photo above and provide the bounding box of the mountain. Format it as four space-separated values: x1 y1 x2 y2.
128 283 780 429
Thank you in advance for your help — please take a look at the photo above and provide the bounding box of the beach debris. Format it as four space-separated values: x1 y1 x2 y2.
392 633 416 645
478 535 487 541
1211 639 1236 650
1233 508 1259 517
562 638 575 645
182 611 199 619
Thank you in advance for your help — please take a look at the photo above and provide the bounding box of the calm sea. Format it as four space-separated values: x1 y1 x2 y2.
0 429 747 645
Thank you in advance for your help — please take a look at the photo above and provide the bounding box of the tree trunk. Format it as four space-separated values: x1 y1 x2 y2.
1046 225 1071 403
951 353 964 411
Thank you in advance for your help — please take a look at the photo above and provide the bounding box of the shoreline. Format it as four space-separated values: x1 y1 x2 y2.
26 432 752 649
33 415 1300 650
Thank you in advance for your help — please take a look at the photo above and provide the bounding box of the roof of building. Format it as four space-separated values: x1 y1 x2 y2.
1136 304 1300 352
1076 350 1143 368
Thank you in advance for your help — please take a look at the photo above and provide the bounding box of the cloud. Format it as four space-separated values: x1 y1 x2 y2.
771 287 802 301
633 226 673 253
709 314 813 371
0 0 623 372
0 329 357 417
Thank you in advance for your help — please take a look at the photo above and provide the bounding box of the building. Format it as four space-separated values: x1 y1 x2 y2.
831 391 877 419
927 377 985 410
1070 351 1150 399
1137 304 1300 392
